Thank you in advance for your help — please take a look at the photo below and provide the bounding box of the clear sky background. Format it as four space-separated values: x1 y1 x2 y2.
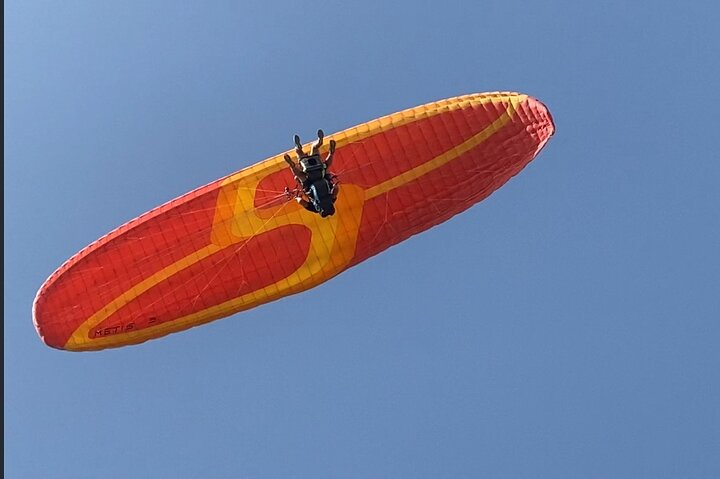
5 1 719 477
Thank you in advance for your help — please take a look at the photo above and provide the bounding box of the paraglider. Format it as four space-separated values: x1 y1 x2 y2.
284 130 339 217
33 91 555 351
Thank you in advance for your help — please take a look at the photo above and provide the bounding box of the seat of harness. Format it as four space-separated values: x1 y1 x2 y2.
300 155 326 182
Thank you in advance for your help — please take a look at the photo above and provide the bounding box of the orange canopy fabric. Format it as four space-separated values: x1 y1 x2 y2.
33 92 555 351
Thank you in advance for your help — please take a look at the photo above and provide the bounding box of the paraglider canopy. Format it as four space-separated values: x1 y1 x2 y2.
33 91 555 351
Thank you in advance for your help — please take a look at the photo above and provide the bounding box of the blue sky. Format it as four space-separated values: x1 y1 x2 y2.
5 1 719 477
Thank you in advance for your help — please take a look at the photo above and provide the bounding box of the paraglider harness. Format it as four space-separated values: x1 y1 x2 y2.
297 154 337 217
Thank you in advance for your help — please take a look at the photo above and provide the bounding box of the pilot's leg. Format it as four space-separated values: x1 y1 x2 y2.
310 129 324 156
